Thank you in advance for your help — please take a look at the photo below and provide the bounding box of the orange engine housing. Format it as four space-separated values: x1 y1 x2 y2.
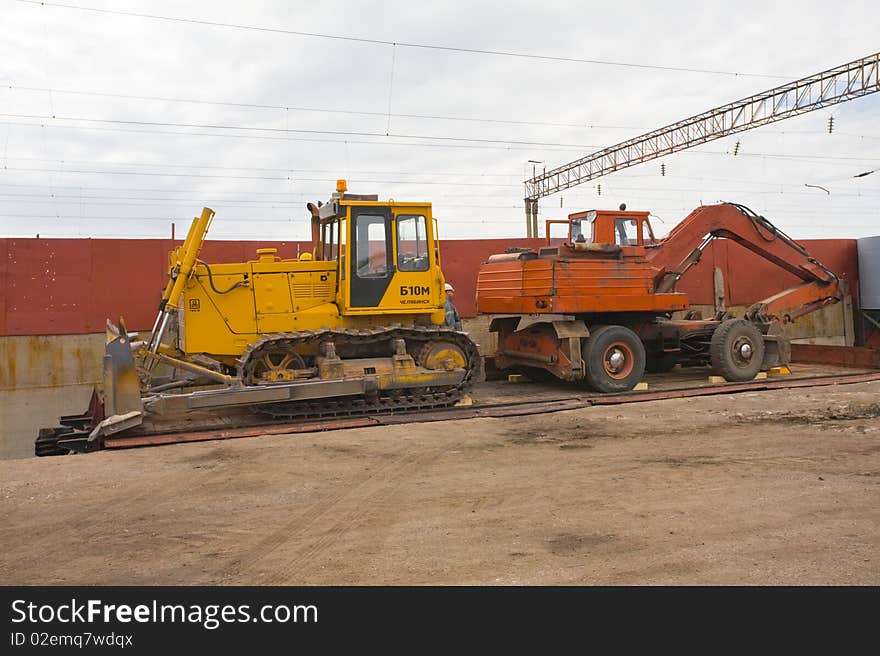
476 246 689 316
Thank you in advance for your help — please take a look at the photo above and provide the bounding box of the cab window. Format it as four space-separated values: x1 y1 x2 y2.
614 218 639 246
355 214 389 278
397 215 430 272
570 219 593 243
322 220 339 260
642 219 657 245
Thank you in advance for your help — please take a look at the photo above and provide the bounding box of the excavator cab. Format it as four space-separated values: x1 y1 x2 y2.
546 210 656 248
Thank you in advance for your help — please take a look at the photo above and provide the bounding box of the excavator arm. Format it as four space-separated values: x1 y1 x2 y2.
647 203 842 323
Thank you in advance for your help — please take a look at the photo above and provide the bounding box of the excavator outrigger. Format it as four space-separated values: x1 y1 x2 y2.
477 202 842 392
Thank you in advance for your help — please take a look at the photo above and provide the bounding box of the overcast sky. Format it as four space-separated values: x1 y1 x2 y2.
1 0 878 241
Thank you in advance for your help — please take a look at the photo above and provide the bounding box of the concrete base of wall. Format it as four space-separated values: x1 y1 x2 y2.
683 301 852 345
0 384 95 460
1 334 106 460
461 315 494 357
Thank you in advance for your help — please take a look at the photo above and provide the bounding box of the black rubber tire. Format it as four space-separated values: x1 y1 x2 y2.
709 319 765 382
582 325 646 393
645 353 678 373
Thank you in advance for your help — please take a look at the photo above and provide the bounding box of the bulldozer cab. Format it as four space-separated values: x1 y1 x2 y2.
311 182 445 315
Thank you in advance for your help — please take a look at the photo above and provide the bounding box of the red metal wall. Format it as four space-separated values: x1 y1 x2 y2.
0 236 859 336
0 239 312 335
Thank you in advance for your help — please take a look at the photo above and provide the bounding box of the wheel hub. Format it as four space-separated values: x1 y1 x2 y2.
602 341 635 379
418 341 467 371
244 348 309 384
607 349 626 372
733 337 755 365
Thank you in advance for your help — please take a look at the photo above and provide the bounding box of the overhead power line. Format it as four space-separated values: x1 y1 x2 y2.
8 85 880 140
0 118 587 152
7 85 640 131
16 0 789 79
1 166 524 187
0 181 551 199
4 145 878 187
0 113 598 149
9 116 875 160
1 156 527 178
23 180 880 211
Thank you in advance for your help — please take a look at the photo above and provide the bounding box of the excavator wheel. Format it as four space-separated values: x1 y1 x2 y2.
582 325 646 393
709 319 765 382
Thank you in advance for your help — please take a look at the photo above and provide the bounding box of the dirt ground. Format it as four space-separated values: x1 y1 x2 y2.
2 380 879 585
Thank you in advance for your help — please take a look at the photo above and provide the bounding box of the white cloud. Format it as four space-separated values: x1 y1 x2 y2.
0 0 877 240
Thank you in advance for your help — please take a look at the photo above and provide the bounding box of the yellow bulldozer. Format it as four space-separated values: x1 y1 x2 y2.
36 181 481 455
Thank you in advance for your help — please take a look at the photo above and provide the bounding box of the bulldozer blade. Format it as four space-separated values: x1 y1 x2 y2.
88 410 144 442
104 319 144 417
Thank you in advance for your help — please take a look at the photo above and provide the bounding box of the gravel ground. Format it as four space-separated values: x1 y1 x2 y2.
1 380 878 585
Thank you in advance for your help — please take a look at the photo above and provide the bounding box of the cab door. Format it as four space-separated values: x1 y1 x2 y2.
348 206 394 308
392 210 437 309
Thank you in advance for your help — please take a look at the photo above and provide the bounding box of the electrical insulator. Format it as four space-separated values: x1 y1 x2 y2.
560 196 563 207
660 163 666 176
597 184 601 196
828 116 834 133
733 141 740 156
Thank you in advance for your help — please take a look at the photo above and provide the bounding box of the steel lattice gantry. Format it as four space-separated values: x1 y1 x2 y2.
523 51 880 234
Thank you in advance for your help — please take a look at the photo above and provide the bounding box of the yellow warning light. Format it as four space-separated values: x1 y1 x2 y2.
336 179 347 193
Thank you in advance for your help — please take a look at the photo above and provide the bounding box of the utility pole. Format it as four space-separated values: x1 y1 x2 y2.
523 51 880 223
525 160 543 237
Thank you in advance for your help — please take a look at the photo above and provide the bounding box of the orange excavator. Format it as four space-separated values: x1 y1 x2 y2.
477 202 842 392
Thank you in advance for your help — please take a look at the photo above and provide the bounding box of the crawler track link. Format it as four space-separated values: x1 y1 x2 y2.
237 325 482 419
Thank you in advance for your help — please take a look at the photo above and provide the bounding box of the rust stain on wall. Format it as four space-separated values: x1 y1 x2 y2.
0 335 105 390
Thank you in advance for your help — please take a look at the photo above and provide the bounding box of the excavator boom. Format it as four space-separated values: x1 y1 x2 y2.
648 202 842 322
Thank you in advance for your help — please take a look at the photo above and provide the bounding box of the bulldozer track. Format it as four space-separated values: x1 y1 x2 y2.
236 325 483 419
33 325 482 457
